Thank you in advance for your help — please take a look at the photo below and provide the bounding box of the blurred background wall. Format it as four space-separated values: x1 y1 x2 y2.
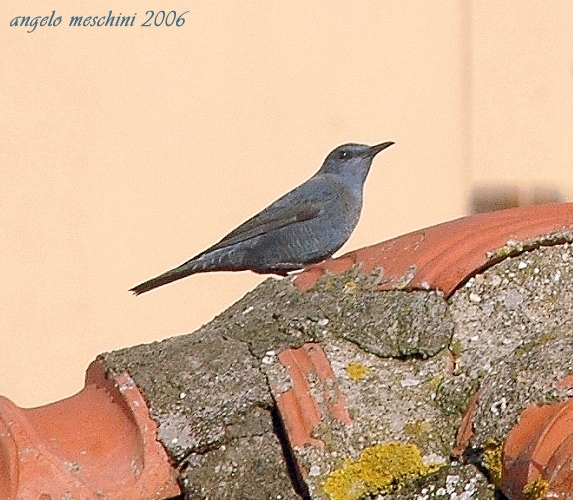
1 1 572 406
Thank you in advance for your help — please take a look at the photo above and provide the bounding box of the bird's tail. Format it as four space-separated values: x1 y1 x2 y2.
129 254 219 295
130 248 249 295
129 264 195 295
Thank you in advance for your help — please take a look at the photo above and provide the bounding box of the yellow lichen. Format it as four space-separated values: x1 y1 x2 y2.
345 363 371 381
482 439 503 486
429 376 442 389
322 442 441 500
523 477 550 500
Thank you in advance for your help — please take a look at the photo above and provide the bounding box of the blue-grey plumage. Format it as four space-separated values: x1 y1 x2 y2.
130 141 393 295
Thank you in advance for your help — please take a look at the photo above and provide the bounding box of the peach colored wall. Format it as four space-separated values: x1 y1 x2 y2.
470 2 573 197
1 1 570 407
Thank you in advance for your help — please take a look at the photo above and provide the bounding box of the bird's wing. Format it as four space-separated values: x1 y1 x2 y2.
200 178 337 254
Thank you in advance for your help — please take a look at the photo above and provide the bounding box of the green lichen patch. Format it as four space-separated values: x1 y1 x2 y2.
485 230 573 263
403 420 434 449
322 442 442 500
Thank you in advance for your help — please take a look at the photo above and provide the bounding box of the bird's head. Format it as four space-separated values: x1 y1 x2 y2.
319 142 394 185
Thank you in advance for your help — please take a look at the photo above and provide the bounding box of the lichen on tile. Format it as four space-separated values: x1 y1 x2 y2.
522 476 550 500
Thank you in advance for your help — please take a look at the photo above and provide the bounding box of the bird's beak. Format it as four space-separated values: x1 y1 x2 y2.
370 141 394 157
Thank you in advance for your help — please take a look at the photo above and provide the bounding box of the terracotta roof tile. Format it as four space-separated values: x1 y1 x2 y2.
295 203 573 296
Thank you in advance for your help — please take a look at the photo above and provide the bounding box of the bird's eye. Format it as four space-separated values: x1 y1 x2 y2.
338 150 349 160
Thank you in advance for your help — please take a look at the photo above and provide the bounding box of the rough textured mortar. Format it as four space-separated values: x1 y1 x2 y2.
99 241 573 499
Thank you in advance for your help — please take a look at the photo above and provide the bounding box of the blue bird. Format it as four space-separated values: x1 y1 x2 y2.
130 141 393 295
